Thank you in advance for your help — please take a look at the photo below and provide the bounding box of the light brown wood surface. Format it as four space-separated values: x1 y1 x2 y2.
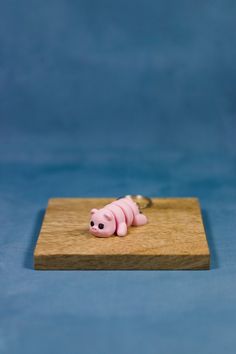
34 198 210 270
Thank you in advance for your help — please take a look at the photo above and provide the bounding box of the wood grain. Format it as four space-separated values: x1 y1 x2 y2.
34 198 210 270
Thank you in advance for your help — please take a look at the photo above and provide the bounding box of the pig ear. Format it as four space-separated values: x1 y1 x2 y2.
103 211 113 221
90 208 98 215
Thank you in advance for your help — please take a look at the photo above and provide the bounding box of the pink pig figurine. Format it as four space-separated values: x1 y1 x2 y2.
89 196 148 237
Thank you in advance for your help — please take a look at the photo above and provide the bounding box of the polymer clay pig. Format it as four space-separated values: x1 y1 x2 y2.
89 196 148 237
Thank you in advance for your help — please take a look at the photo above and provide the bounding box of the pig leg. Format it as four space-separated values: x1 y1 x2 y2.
117 222 127 236
132 213 148 226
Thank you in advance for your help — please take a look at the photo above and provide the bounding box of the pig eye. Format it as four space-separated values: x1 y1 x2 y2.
90 221 94 227
98 223 104 229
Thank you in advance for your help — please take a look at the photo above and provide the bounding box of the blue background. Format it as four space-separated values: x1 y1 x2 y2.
1 1 236 353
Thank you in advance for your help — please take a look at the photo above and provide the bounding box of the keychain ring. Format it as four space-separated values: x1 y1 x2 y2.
117 195 153 209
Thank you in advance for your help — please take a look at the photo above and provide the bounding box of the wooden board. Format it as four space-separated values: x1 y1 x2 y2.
34 198 210 270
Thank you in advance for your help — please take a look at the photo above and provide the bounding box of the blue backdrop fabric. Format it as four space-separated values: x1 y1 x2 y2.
0 1 236 353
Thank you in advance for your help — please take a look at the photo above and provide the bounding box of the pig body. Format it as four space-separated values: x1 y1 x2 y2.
89 196 148 237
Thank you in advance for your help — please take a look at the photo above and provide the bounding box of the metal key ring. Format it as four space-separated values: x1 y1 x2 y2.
117 195 153 209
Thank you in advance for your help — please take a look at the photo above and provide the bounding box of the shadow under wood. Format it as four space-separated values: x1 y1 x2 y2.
201 209 219 269
24 209 45 270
